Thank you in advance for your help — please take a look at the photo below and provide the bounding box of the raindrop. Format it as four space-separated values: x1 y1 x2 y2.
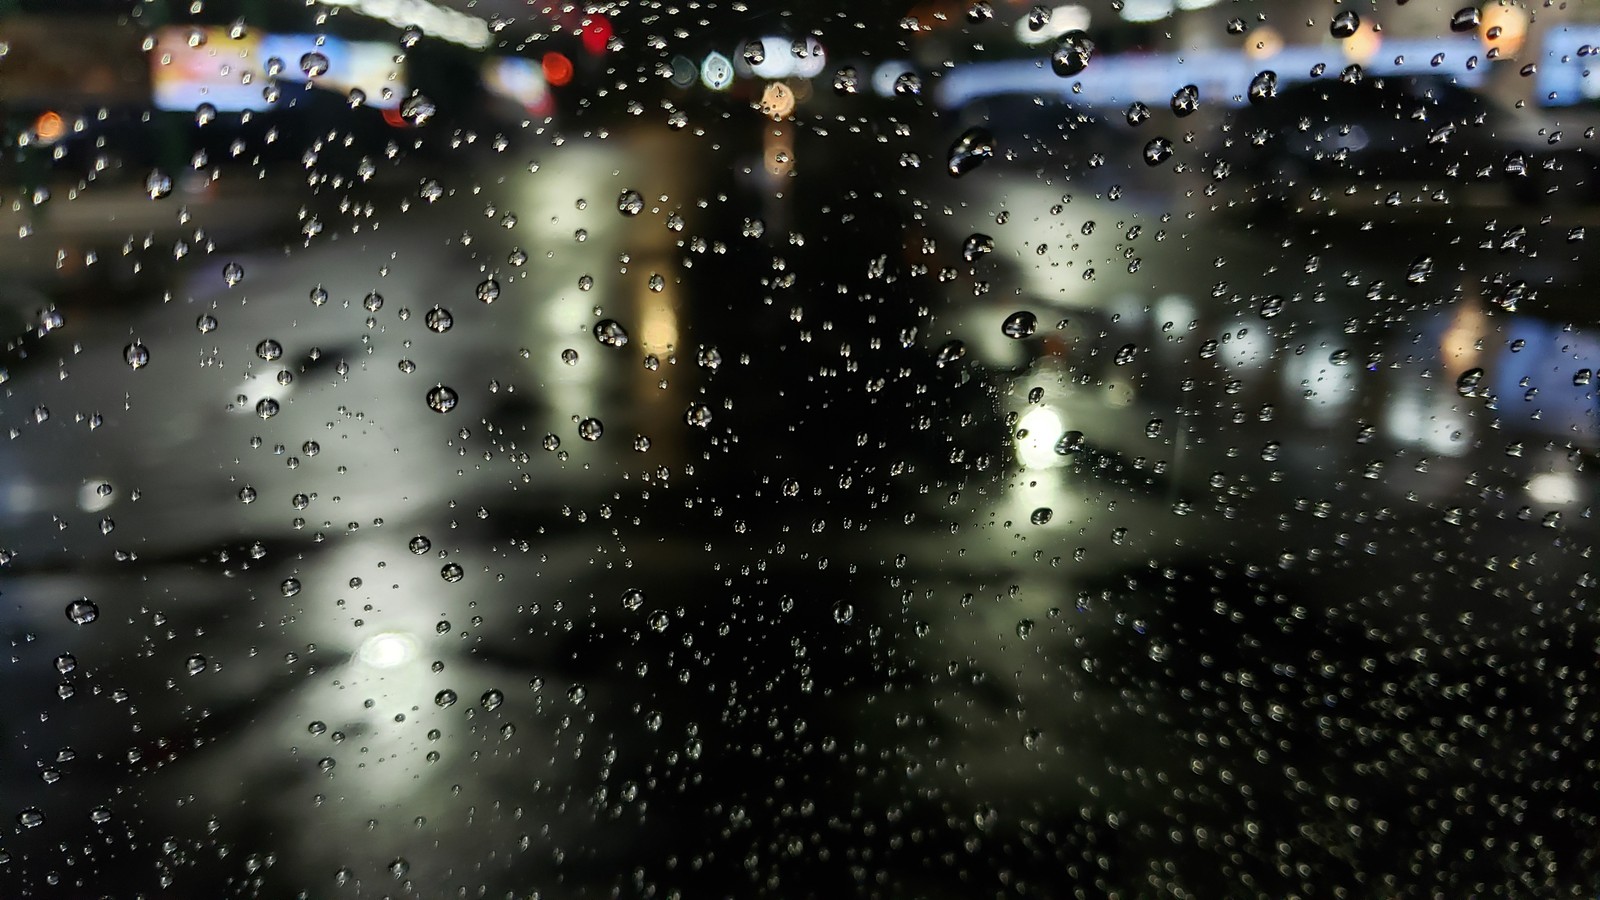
146 170 173 199
424 307 453 333
222 262 244 286
1125 101 1150 126
1574 368 1593 387
1450 7 1481 32
1407 256 1434 284
1259 295 1285 318
434 689 458 708
561 349 579 365
280 578 301 597
477 278 500 304
578 418 604 440
185 654 206 676
1330 10 1360 39
480 689 504 711
426 385 458 414
195 102 217 126
832 601 855 624
1143 137 1173 166
255 339 283 361
648 611 670 632
962 233 995 262
1055 431 1085 455
1456 367 1485 397
310 285 328 306
1016 619 1034 639
1050 30 1094 77
255 398 279 419
742 39 766 66
1114 343 1138 365
935 340 966 367
832 66 859 94
1029 507 1053 525
197 314 218 333
16 809 43 828
1027 5 1051 31
684 403 714 428
440 563 464 583
1248 70 1278 104
1169 84 1199 117
399 93 435 125
593 319 630 347
1002 311 1038 339
300 51 329 77
124 342 150 369
622 589 645 611
66 598 98 625
617 190 644 216
389 858 410 879
409 535 432 554
947 127 995 177
567 684 587 704
363 291 384 312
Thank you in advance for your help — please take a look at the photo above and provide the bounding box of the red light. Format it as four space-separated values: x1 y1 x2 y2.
580 15 611 55
382 107 407 128
542 52 573 87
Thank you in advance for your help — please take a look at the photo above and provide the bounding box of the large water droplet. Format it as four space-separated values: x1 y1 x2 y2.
1143 137 1173 166
947 127 995 177
1330 9 1360 38
477 278 500 304
593 319 629 347
255 339 283 361
1050 30 1094 77
222 262 245 286
1169 84 1199 117
935 340 967 367
66 598 99 625
124 342 150 369
1450 7 1482 32
425 306 453 333
300 51 329 77
1248 70 1278 104
578 418 604 440
1002 311 1037 339
1456 367 1485 397
426 385 458 413
617 190 644 216
962 233 995 262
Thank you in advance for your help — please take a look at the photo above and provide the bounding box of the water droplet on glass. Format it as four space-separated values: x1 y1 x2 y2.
1406 256 1434 284
195 102 217 126
424 306 453 333
146 170 173 199
684 403 714 428
1457 367 1485 397
593 319 629 347
363 291 384 312
280 578 301 597
1002 311 1037 339
1125 101 1150 126
400 93 435 125
1029 507 1053 525
622 588 645 611
1027 5 1051 30
1259 295 1285 318
16 809 43 828
409 535 431 554
648 610 670 632
1051 30 1094 77
1330 10 1360 38
441 563 464 583
1055 431 1085 455
124 342 149 369
833 66 859 94
222 262 244 286
561 348 579 365
1248 70 1278 104
426 385 458 414
255 398 279 419
935 340 967 367
962 232 995 262
1114 344 1138 365
1450 7 1481 32
742 39 766 66
477 278 500 304
255 339 282 361
1164 85 1199 121
480 689 504 711
309 285 328 306
947 127 995 177
567 684 587 704
832 601 854 624
66 598 98 625
185 654 207 676
617 190 644 216
578 418 604 440
1143 137 1173 166
434 689 458 708
299 51 328 77
389 858 410 879
1016 619 1034 639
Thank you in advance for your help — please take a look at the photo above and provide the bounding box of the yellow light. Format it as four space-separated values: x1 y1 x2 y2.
1341 21 1382 65
1245 26 1283 60
758 81 795 120
33 111 65 145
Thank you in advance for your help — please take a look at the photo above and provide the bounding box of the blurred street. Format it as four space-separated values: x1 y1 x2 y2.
1 2 1599 898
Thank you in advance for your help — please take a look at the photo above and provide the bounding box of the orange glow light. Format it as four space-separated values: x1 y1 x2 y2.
543 52 573 87
33 111 65 144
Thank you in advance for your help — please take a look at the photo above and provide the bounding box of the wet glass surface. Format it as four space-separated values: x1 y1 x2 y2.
2 1 1600 897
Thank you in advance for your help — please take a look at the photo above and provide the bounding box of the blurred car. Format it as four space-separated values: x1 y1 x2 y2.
1221 73 1597 206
